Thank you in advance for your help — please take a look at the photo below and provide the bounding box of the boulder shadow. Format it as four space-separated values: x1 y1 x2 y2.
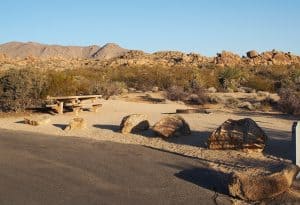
163 131 211 148
15 120 25 124
263 127 293 161
175 167 232 195
93 124 120 132
53 124 67 130
93 124 157 137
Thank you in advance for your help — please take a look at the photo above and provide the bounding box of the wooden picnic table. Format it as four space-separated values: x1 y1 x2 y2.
46 95 103 114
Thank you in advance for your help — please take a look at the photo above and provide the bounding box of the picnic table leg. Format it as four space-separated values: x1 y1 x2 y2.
73 106 81 116
57 102 64 114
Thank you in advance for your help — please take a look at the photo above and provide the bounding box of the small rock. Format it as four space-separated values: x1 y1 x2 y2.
207 87 217 93
121 88 129 94
64 118 87 131
237 87 246 93
24 115 51 126
128 88 136 92
238 102 254 110
152 115 191 138
151 86 159 92
207 118 267 152
257 91 270 97
120 114 150 134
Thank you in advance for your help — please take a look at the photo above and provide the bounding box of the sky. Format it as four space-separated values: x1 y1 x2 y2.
0 0 299 56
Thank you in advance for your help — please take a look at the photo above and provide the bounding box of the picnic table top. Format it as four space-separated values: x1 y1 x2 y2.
46 95 102 101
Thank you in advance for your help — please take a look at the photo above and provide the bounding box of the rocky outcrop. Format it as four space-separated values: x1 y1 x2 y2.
120 114 150 134
215 51 242 66
207 118 267 152
152 115 191 138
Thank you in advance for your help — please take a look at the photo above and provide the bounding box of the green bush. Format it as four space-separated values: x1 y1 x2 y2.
0 68 47 111
218 67 243 89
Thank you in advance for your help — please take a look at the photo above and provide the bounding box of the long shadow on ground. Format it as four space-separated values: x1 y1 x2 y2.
175 167 232 195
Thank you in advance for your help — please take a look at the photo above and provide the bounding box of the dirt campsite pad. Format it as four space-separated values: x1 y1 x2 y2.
0 98 299 202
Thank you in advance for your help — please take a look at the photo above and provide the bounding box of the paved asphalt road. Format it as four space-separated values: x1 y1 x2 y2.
0 129 233 205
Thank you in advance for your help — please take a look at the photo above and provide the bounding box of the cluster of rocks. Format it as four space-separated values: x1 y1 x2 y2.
245 50 300 66
1 48 299 70
120 114 191 138
100 49 300 68
120 115 267 154
23 115 87 131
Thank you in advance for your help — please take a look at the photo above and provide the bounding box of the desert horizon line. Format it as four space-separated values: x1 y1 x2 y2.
1 40 299 57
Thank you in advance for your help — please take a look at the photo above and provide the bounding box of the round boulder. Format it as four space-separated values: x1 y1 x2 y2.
120 114 150 134
246 50 259 58
152 115 191 138
207 118 267 152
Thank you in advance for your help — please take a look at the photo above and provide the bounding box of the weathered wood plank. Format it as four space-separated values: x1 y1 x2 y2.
47 95 102 100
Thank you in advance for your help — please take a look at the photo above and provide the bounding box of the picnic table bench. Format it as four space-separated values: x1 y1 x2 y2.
46 95 103 114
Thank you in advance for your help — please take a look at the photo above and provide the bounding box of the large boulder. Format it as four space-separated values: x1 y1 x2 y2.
246 50 259 58
229 164 299 201
64 118 87 131
152 115 191 138
207 118 267 152
120 114 150 134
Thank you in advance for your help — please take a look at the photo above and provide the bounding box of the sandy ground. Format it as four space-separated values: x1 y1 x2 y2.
0 99 296 172
1 97 300 203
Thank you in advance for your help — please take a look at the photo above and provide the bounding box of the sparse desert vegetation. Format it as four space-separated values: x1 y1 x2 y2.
1 56 300 114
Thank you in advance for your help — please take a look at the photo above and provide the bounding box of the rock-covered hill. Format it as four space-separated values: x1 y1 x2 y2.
0 41 300 67
0 41 127 60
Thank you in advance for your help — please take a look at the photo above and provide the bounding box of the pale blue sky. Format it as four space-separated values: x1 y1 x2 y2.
0 0 299 56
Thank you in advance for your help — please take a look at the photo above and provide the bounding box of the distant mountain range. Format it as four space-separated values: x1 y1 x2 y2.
0 41 128 60
1 41 300 67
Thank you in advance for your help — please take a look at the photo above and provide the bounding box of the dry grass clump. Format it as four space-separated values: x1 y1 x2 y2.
278 88 300 115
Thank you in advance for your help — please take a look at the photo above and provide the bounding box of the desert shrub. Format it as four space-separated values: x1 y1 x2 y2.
95 81 127 98
165 85 187 101
243 75 274 92
278 88 300 115
0 68 47 111
165 84 208 105
218 67 243 89
44 70 78 96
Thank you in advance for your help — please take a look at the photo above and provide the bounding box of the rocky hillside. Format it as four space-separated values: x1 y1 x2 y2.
0 41 300 67
101 50 300 67
0 42 128 60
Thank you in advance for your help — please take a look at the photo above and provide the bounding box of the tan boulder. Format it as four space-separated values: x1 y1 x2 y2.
24 115 51 126
64 118 87 131
207 118 267 152
152 115 191 138
246 50 259 58
229 164 299 201
120 114 150 134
